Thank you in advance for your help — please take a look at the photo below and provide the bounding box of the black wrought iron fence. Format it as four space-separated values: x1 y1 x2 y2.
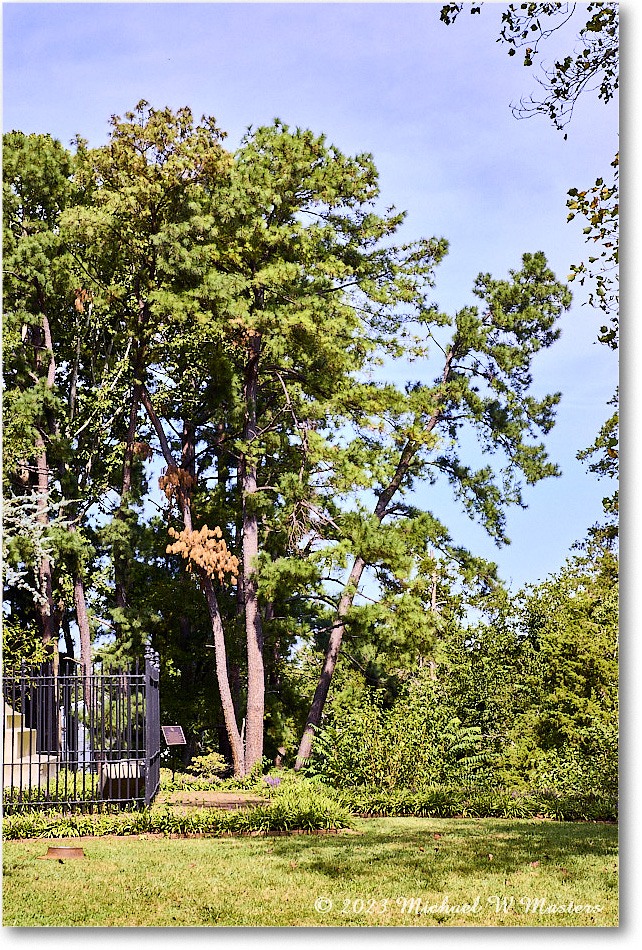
144 646 160 807
2 648 161 813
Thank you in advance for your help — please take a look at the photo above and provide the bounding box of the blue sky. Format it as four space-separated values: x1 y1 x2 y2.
3 1 621 591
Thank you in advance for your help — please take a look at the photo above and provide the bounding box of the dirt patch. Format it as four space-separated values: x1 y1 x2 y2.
157 790 269 810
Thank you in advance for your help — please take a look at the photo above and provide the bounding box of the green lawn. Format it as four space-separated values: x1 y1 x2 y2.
3 817 618 927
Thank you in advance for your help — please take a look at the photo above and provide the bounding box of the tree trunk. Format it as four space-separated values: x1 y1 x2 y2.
32 309 59 650
178 614 191 651
265 601 281 692
240 331 265 773
34 448 58 648
33 427 60 751
140 385 246 774
214 419 229 489
73 569 93 701
115 293 149 620
200 573 246 775
232 466 245 717
114 373 143 616
36 297 92 686
62 614 74 658
294 441 419 768
429 557 438 681
295 556 366 767
294 346 457 768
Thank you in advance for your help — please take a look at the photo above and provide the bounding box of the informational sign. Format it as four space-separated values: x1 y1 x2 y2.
161 725 187 746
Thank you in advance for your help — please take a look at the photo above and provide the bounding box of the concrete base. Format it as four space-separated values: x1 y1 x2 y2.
3 754 60 790
4 702 59 789
99 759 145 801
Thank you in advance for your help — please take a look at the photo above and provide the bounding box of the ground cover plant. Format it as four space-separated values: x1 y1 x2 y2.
2 816 617 927
335 786 617 823
2 779 350 840
2 769 100 808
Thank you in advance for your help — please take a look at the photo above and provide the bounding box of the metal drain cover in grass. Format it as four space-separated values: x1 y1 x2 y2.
38 846 85 860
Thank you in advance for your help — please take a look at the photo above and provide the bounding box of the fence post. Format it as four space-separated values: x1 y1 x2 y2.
144 647 161 807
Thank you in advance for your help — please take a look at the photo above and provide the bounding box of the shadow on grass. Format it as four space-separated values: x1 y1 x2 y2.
260 818 618 888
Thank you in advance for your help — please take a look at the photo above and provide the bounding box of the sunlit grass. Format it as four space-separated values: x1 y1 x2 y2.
2 816 617 926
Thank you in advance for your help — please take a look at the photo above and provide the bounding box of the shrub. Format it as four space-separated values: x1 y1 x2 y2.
303 675 496 790
186 752 228 781
527 728 618 797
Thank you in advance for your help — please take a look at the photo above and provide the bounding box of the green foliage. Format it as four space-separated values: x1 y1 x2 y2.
451 548 617 792
304 673 495 790
217 758 272 790
3 770 100 808
1 776 616 839
2 778 351 840
257 778 351 831
160 767 228 792
186 751 228 781
440 3 618 134
528 728 618 797
162 758 277 792
5 101 600 780
2 617 48 667
302 539 617 800
567 154 618 346
576 390 618 547
336 785 616 822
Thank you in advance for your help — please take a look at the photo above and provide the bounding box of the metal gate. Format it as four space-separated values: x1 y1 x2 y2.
3 648 161 813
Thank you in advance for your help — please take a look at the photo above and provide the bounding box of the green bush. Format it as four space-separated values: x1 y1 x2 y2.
304 675 496 790
186 751 228 781
161 758 273 792
527 727 618 797
257 780 349 830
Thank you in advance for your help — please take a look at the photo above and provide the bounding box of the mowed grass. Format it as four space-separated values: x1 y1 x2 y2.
3 817 618 927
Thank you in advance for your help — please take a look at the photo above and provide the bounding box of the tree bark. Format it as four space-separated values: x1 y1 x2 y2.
34 433 59 649
265 601 281 692
114 372 143 616
201 574 246 775
32 310 59 652
115 293 149 619
232 465 245 717
295 555 366 768
240 331 265 773
429 557 438 681
73 568 93 701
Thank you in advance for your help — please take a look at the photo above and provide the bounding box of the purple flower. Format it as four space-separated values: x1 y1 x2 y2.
263 776 281 787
